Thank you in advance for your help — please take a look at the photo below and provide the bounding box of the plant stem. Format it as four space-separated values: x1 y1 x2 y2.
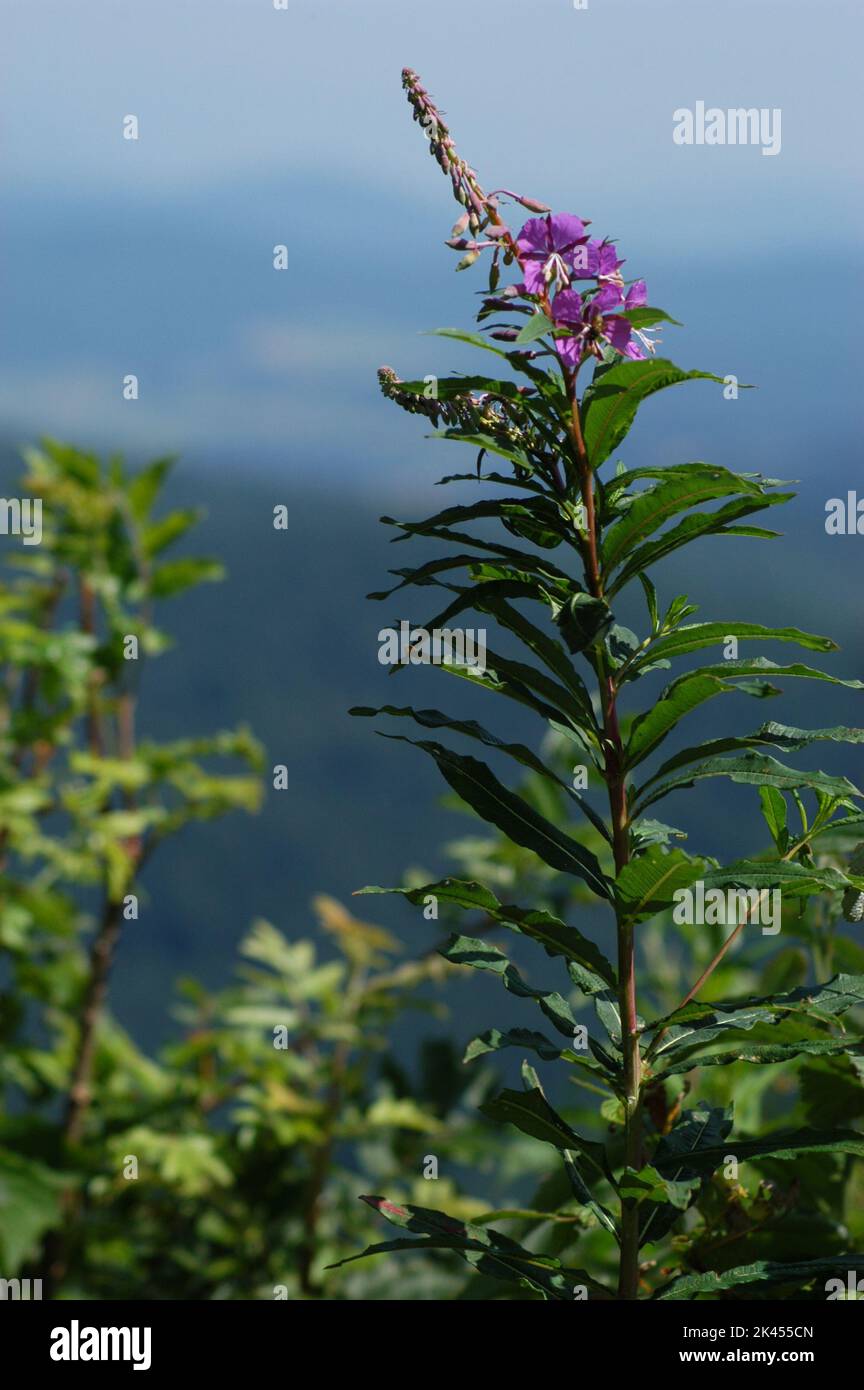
567 384 642 1299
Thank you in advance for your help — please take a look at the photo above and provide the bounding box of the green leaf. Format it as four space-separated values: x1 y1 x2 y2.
655 1126 864 1175
703 858 861 898
644 1105 733 1248
759 785 789 850
126 455 174 520
645 723 864 791
665 657 864 691
480 1087 612 1181
515 311 555 345
619 1164 696 1210
657 1037 864 1077
386 738 611 898
615 846 706 924
652 972 864 1039
621 307 683 330
433 429 535 471
331 1196 607 1299
142 508 201 557
357 876 616 987
414 578 596 721
353 702 585 802
581 358 728 468
625 673 735 769
0 1148 69 1272
464 1026 570 1063
439 933 580 1038
607 494 791 595
426 327 509 358
629 622 838 677
636 752 861 815
358 701 606 839
656 1257 864 1299
555 593 613 654
433 640 597 731
602 465 771 572
149 557 223 598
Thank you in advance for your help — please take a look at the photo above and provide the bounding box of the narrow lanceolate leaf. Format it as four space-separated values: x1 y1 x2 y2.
439 933 580 1038
664 657 864 691
463 1026 573 1064
615 846 706 924
480 1087 613 1182
331 1196 611 1300
638 1104 731 1248
624 673 735 769
390 373 525 402
562 1152 619 1238
436 428 538 472
657 1037 864 1077
652 1105 733 1178
618 1165 697 1211
581 358 727 468
384 496 555 537
640 723 864 789
655 1128 864 1176
607 493 791 596
655 1257 864 1300
702 859 862 899
635 752 861 815
357 877 616 989
367 547 570 601
622 1169 700 1250
436 640 599 731
352 703 602 825
601 466 771 572
648 974 864 1063
515 310 555 345
426 327 509 357
386 737 612 898
457 586 597 720
628 622 838 679
759 785 788 850
620 307 683 330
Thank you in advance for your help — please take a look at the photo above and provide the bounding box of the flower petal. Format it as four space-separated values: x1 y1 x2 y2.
515 216 552 256
551 288 584 326
547 212 586 251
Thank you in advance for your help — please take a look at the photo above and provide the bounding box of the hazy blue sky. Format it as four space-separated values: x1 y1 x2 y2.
2 0 861 491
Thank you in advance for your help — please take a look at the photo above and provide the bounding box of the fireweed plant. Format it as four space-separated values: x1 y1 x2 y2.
342 72 864 1300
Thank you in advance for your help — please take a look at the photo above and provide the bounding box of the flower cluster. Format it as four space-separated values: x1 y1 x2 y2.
513 212 655 365
401 73 657 368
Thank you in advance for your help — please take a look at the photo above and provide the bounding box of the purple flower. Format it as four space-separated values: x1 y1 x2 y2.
516 213 588 294
570 238 626 287
551 283 651 365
